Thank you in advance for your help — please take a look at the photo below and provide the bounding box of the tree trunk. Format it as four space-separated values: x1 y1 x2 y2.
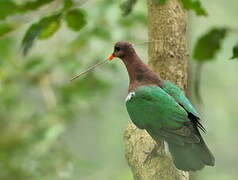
124 0 189 179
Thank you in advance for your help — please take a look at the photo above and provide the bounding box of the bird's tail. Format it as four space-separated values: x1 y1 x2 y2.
168 138 215 171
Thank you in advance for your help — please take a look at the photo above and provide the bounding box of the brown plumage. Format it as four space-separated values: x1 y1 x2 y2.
112 41 163 92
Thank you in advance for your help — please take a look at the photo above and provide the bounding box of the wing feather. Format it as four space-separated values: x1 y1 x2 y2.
162 81 199 117
126 86 200 144
162 81 206 132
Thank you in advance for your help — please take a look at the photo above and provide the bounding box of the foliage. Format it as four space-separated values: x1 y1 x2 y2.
18 0 55 12
22 14 61 55
231 42 238 59
120 0 138 16
20 7 86 55
0 0 88 55
0 0 18 20
193 28 227 62
22 24 43 55
38 15 61 39
191 27 238 102
65 9 87 31
0 23 14 37
180 0 207 16
0 0 208 55
0 0 54 20
120 0 207 16
191 26 238 101
63 0 73 11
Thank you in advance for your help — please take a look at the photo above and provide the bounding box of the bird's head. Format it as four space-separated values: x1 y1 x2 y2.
70 41 138 81
108 41 135 60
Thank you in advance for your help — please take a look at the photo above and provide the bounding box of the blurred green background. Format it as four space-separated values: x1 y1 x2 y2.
0 0 237 179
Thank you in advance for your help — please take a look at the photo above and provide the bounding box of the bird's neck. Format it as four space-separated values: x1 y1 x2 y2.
121 54 163 92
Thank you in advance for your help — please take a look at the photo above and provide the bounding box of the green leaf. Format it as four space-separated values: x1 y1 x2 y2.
18 0 54 12
231 42 238 59
0 0 18 20
65 9 87 31
120 0 138 16
181 0 207 16
38 15 61 39
0 0 55 20
22 14 61 55
63 0 73 11
0 24 14 37
22 24 42 56
193 28 227 62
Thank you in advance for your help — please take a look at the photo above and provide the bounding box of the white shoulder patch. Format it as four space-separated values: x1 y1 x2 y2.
126 92 135 102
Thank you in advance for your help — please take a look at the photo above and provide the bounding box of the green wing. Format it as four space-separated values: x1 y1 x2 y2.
125 85 213 170
126 86 189 130
126 85 200 145
162 81 199 117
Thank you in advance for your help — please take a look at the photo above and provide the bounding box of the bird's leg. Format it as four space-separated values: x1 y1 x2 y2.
143 142 165 163
143 144 159 163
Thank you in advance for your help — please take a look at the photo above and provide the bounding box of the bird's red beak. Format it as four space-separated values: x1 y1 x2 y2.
107 54 115 61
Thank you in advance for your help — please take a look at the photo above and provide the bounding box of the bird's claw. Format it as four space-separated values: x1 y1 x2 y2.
143 144 160 164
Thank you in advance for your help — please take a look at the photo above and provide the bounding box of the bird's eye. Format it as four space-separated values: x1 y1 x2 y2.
115 46 120 51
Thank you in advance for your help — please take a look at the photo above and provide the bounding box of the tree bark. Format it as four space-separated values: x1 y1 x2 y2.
124 0 189 179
